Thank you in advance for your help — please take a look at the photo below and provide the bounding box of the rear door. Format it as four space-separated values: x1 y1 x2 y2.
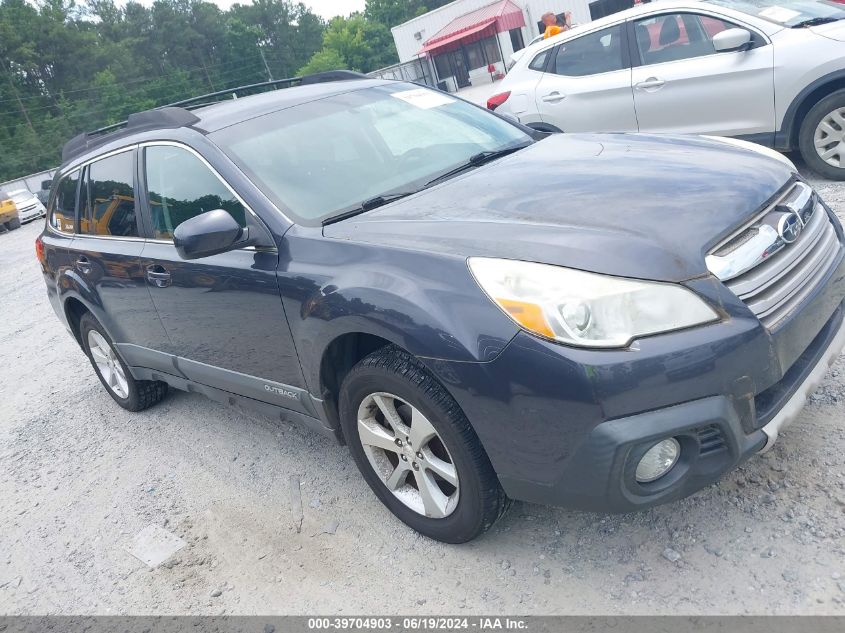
534 23 638 132
137 142 310 413
629 11 775 138
70 148 168 352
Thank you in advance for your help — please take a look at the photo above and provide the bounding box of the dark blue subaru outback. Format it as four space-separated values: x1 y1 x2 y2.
37 73 845 543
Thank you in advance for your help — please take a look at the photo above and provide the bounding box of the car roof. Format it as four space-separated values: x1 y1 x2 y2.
193 78 388 133
60 75 393 171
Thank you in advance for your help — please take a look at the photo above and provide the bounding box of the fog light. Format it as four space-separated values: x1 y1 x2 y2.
635 438 681 483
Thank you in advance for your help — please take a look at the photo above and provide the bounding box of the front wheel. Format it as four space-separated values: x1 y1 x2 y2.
799 89 845 180
5 217 21 230
339 345 509 543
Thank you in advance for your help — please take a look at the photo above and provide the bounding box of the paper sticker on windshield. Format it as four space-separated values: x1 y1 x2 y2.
392 88 455 109
758 6 801 22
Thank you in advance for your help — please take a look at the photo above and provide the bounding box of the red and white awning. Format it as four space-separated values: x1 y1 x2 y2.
420 0 526 55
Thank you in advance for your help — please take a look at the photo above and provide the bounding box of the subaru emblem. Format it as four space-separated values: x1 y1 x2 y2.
778 212 803 244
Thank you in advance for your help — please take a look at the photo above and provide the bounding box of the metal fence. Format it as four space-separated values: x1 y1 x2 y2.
0 168 55 196
367 58 435 88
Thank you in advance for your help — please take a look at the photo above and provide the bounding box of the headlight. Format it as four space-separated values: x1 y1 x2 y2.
468 258 719 348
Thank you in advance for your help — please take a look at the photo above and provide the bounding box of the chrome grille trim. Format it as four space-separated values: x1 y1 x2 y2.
707 181 843 330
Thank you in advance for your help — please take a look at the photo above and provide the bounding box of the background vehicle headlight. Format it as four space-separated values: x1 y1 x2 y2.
468 258 718 348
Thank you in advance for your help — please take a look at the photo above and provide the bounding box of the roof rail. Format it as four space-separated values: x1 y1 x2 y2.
60 70 368 163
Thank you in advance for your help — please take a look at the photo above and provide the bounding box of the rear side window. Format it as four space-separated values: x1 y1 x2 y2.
529 49 551 71
81 151 139 238
50 170 79 233
551 25 624 77
144 145 246 241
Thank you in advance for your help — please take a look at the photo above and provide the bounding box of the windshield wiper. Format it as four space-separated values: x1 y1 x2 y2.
792 16 841 28
321 191 419 226
424 143 532 188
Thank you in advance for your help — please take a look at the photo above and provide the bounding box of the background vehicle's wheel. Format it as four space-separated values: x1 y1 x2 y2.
799 89 845 180
339 345 509 543
79 312 168 411
7 217 21 230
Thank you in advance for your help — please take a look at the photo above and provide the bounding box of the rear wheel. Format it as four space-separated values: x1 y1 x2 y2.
799 89 845 180
79 312 168 411
339 345 509 543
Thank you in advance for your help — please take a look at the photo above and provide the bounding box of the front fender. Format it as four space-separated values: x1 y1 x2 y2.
278 228 520 391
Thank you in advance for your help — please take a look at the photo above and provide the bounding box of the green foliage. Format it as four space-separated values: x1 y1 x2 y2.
300 14 397 74
0 0 332 182
364 0 455 27
298 49 347 76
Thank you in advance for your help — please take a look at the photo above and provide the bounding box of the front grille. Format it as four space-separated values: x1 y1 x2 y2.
709 182 843 330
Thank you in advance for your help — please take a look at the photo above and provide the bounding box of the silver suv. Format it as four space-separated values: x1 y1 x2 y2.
491 0 845 179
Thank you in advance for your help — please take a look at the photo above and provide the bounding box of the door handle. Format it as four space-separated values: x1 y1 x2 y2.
75 256 91 274
541 92 566 103
635 78 666 91
146 265 172 288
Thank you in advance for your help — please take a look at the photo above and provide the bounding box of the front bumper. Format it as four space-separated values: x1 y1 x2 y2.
19 204 46 223
423 255 845 513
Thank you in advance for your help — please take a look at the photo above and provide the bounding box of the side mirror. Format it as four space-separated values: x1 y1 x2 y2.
713 28 752 53
173 209 245 260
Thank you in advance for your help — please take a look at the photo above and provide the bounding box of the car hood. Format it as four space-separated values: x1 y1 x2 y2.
810 21 845 42
323 134 795 283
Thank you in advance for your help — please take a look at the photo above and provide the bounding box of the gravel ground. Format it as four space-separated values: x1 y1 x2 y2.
1 156 845 616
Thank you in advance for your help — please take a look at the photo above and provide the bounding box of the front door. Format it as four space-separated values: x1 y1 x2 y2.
137 143 310 413
629 11 775 138
534 23 638 132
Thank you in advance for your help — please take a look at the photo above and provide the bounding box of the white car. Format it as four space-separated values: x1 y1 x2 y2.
6 189 46 224
489 0 845 179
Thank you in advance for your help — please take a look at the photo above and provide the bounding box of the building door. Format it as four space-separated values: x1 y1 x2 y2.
452 50 471 88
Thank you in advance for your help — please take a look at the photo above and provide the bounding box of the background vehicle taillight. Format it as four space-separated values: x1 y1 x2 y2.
486 91 511 111
35 235 45 266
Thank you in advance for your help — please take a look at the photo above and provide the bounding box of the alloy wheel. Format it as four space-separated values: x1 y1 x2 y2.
357 392 459 518
87 330 129 399
814 107 845 168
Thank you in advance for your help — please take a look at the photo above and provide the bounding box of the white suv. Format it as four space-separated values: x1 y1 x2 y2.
489 0 845 179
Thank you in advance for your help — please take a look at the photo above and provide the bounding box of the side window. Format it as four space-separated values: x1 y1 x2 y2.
528 49 551 72
81 151 139 237
50 170 79 233
551 26 624 77
144 145 246 241
634 13 752 66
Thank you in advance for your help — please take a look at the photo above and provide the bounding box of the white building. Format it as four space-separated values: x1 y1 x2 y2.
390 0 600 91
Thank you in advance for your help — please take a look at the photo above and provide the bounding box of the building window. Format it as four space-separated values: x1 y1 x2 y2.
465 41 485 70
433 53 452 79
510 28 525 52
483 36 501 64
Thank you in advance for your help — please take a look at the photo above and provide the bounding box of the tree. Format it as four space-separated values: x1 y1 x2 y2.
365 0 455 29
298 49 346 76
299 13 398 75
0 0 327 182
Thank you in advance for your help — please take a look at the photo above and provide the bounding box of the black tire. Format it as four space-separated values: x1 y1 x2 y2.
798 89 845 180
6 217 21 230
79 312 168 412
339 345 509 543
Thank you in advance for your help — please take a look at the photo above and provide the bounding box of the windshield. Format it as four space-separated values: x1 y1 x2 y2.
211 84 531 225
706 0 845 26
